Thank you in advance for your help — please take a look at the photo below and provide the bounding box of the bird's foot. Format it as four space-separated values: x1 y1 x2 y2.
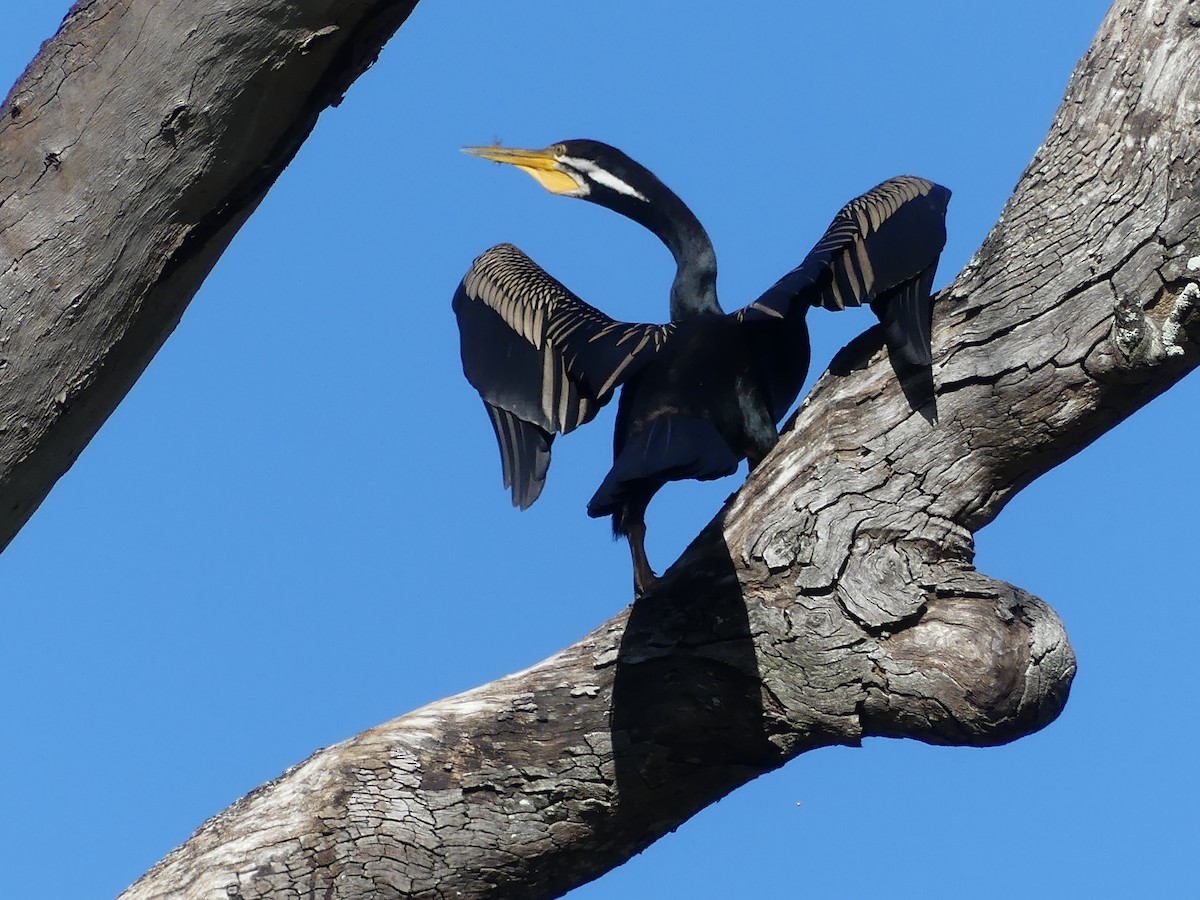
633 567 658 598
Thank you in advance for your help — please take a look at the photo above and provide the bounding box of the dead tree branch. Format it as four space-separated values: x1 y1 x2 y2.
1 1 1195 898
0 0 418 550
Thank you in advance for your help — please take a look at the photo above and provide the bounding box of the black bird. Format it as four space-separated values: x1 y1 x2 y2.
453 140 949 595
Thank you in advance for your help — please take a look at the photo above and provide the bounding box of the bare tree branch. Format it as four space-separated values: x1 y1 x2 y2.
0 0 418 550
2 0 1196 898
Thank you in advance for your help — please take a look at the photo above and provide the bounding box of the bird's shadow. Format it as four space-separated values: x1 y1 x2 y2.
828 326 937 424
605 324 934 816
609 524 777 815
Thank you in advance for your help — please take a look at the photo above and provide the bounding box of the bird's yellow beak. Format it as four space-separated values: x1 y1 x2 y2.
462 145 580 196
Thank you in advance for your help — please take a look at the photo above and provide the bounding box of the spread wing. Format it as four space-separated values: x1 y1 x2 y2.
453 243 672 509
739 175 950 363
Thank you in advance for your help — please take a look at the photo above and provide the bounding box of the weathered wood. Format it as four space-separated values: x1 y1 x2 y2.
0 0 418 549
1 0 1196 898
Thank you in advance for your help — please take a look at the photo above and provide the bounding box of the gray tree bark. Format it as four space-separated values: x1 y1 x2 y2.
0 0 418 549
2 1 1196 899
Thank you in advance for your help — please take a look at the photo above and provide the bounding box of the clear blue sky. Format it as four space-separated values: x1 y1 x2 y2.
4 3 1194 898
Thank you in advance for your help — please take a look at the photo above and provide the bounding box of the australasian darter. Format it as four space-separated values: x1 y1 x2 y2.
452 140 950 596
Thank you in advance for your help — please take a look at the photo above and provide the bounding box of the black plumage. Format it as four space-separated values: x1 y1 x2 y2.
452 140 950 595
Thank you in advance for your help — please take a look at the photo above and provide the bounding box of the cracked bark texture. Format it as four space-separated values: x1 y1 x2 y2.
0 0 418 549
1 1 1196 899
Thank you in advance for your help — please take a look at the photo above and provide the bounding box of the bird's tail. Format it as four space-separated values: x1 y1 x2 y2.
587 415 740 535
870 267 936 367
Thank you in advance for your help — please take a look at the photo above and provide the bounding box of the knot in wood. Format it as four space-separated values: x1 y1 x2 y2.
1110 296 1149 361
838 535 928 629
158 105 193 146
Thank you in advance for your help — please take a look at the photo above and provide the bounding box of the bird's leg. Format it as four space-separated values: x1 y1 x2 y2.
626 517 658 596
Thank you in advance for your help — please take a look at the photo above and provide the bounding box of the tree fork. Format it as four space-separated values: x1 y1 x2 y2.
1 1 1196 898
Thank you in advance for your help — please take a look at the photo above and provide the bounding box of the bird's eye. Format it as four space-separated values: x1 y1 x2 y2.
553 143 567 157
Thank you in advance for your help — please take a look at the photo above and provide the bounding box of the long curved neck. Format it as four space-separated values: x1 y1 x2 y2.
606 186 721 321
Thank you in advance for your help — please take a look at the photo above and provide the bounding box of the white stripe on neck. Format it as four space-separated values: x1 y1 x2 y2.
562 156 647 202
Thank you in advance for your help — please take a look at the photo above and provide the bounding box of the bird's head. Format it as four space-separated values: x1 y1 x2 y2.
464 138 719 318
463 139 658 209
